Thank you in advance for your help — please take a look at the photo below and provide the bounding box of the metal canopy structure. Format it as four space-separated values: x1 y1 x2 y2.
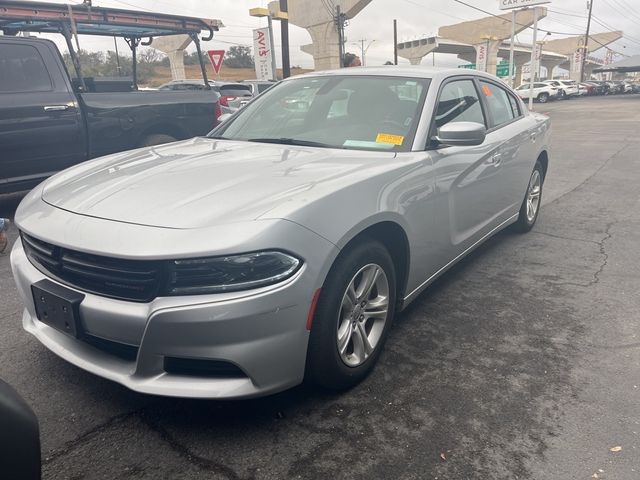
0 0 222 38
594 55 640 73
0 0 224 90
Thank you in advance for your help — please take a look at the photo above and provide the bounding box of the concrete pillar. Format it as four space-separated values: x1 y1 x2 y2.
513 57 530 87
540 59 565 80
477 40 500 76
285 0 373 70
152 34 193 81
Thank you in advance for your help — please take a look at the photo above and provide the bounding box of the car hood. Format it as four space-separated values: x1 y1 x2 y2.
42 137 397 229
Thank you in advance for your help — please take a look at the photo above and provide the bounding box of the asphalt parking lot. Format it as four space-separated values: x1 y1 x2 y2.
1 95 639 480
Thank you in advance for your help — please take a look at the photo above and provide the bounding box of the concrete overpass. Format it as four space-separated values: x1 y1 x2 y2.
396 36 566 85
438 8 545 76
543 31 623 80
282 0 372 70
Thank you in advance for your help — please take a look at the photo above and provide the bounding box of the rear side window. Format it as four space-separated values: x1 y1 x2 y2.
0 43 53 93
434 79 485 129
479 81 517 128
219 85 252 97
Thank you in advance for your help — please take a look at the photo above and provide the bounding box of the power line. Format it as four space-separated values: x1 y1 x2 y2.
450 0 591 37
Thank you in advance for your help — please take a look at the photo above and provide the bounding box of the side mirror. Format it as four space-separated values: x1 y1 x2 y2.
218 113 233 123
0 379 41 479
435 121 486 147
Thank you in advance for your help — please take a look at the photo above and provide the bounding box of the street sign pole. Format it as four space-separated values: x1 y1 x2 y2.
509 9 515 87
528 7 539 110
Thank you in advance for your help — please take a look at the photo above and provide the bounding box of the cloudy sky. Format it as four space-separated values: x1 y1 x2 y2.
19 0 640 68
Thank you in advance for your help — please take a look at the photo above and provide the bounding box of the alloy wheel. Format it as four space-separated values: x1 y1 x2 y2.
336 264 390 367
526 169 542 223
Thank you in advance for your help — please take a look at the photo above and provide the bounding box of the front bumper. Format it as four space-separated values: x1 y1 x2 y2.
10 233 336 399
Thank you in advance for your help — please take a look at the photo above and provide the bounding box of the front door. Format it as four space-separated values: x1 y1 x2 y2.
0 39 85 192
429 77 506 265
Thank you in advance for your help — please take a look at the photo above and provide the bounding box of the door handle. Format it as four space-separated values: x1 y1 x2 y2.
489 152 502 167
44 105 69 112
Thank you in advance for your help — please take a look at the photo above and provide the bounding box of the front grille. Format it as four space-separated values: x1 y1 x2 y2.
21 232 163 302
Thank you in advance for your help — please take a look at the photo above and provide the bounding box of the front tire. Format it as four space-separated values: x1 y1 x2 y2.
538 92 549 103
306 239 396 390
512 160 544 233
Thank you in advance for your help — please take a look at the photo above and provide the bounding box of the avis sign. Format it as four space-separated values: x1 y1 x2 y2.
499 0 550 10
475 43 488 72
253 27 273 81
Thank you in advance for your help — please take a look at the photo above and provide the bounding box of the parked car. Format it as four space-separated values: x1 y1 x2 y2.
583 81 608 95
11 67 551 399
157 79 211 91
606 81 624 94
240 79 277 95
0 37 220 194
543 80 579 99
515 82 558 103
577 83 591 96
210 81 253 114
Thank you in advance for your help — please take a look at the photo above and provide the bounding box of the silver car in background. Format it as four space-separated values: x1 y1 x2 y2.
11 67 551 399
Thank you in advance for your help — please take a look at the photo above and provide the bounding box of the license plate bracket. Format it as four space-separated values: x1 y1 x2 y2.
31 280 84 338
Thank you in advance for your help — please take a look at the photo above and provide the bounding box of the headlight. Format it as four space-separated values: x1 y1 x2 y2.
164 251 301 295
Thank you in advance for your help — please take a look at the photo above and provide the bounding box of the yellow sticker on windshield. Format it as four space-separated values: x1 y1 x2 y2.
376 133 404 145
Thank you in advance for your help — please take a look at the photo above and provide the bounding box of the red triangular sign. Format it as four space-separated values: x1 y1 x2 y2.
207 50 225 74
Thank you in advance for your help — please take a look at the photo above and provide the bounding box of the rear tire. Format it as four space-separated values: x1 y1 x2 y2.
306 239 396 390
512 160 544 233
139 134 177 147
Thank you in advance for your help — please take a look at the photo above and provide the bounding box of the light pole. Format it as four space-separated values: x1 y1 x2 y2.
249 7 288 81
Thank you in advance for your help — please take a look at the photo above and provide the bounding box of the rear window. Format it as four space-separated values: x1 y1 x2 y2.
0 43 53 93
219 85 252 97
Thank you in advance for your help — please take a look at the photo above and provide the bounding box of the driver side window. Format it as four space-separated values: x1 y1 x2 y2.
434 79 486 130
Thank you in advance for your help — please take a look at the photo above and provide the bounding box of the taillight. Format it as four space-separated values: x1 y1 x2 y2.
215 101 221 121
219 95 237 107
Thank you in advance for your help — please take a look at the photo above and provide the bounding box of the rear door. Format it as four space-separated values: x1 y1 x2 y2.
0 39 85 191
478 79 534 218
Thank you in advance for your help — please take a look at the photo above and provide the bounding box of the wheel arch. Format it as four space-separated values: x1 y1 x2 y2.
334 216 411 308
537 150 549 180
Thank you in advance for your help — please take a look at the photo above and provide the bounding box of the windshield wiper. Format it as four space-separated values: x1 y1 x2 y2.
246 138 334 148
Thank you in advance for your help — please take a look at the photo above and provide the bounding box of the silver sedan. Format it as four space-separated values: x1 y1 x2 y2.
11 67 550 398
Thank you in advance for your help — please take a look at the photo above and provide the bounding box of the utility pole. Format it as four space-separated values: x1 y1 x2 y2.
279 0 290 78
393 19 398 65
580 0 594 82
335 5 346 67
355 38 375 66
528 7 539 110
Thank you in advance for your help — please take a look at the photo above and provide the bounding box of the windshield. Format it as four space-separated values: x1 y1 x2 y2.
210 75 430 152
217 85 252 97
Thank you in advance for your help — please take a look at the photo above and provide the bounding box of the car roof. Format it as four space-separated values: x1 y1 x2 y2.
287 65 508 85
